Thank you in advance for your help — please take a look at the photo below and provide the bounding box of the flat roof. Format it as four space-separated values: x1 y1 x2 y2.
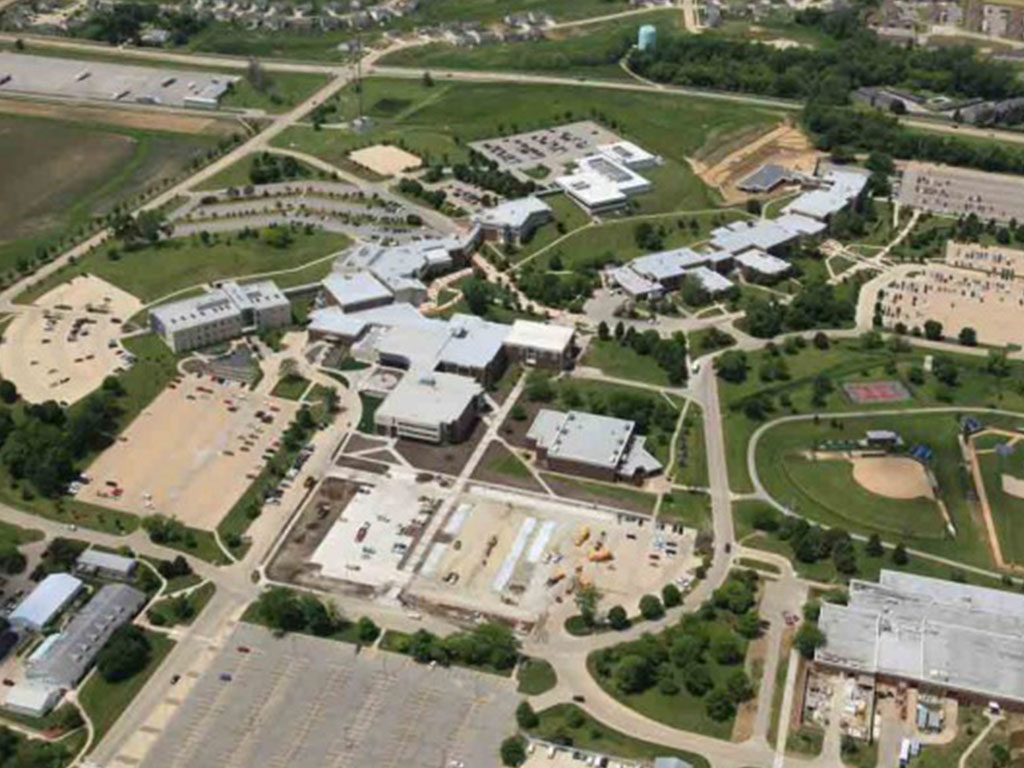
631 248 708 282
375 371 482 428
221 280 289 311
10 574 83 629
608 265 660 297
150 289 237 332
528 408 635 471
817 570 1024 703
690 265 734 293
596 140 658 169
710 219 799 255
736 249 791 275
323 271 393 310
373 313 508 372
472 196 551 229
76 549 136 574
504 319 575 353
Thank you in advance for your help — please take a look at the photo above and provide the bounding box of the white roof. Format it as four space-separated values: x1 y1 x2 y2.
556 171 626 208
221 279 289 311
473 196 551 230
736 249 791 276
596 140 658 169
631 248 707 281
774 213 827 236
782 168 869 221
10 574 83 629
504 320 574 353
76 549 135 575
322 271 393 310
528 408 638 471
373 313 509 372
4 683 60 714
375 371 481 428
608 265 660 297
689 266 734 294
709 219 799 255
150 288 237 332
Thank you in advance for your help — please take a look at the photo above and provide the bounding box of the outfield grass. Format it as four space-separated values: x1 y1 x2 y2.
978 452 1024 566
379 9 682 79
582 338 670 386
17 229 351 304
516 657 557 695
79 630 175 746
274 78 782 211
721 339 1024 494
530 704 710 768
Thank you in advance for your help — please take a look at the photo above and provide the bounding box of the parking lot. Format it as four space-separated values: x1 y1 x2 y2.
142 623 517 768
408 488 696 625
78 376 298 530
0 52 238 109
0 275 141 405
468 120 622 177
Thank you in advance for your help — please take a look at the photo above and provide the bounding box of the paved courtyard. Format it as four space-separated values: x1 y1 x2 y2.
141 623 517 768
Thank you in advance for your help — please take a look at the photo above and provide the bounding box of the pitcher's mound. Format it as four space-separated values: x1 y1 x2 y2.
851 456 933 500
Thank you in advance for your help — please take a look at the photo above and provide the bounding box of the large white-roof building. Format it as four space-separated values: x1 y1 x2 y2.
374 371 484 443
817 570 1024 705
607 247 735 299
473 196 553 245
527 408 662 482
556 152 655 213
504 319 576 369
150 279 290 353
9 573 83 632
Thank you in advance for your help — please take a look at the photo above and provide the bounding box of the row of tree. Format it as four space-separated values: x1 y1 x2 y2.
597 321 690 386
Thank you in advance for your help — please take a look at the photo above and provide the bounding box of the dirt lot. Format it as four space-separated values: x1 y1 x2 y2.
541 473 655 515
690 121 820 204
79 375 298 529
0 97 236 135
0 275 141 404
851 456 934 500
348 144 422 176
393 420 486 476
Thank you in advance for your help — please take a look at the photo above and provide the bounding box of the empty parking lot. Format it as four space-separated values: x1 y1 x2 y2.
142 623 516 768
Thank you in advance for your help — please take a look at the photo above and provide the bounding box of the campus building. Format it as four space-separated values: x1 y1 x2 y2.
27 584 147 692
555 142 660 213
503 320 576 369
374 371 484 443
9 574 83 632
75 549 137 581
473 196 553 246
607 247 735 299
526 409 662 483
816 570 1024 707
150 279 290 353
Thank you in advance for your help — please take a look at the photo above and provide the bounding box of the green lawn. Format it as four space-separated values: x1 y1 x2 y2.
357 393 383 434
516 657 558 695
512 193 592 264
79 630 175 746
195 152 319 191
17 229 350 305
687 327 737 359
221 71 330 113
543 473 658 515
146 581 216 627
674 403 708 487
274 77 782 211
918 706 989 768
484 446 535 480
379 9 682 80
270 374 311 401
582 338 671 386
978 451 1024 566
659 490 712 530
530 704 710 768
787 726 824 757
720 339 1024 494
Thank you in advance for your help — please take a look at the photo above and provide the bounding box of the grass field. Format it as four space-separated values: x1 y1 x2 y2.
516 657 557 695
146 581 216 627
195 152 319 191
582 338 671 386
379 9 682 79
659 490 711 530
0 112 225 281
720 339 1024 494
221 71 330 113
978 451 1024 566
274 77 781 212
17 229 350 305
79 630 175 747
530 704 710 768
270 374 311 401
675 403 708 487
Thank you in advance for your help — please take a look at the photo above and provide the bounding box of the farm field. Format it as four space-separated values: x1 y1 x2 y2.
16 229 350 305
274 77 782 211
378 9 682 79
0 112 227 281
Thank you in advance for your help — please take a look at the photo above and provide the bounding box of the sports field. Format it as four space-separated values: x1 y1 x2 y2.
273 77 782 212
0 111 227 279
754 413 1017 568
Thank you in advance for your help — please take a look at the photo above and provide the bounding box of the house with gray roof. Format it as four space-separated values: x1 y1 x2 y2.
526 409 662 483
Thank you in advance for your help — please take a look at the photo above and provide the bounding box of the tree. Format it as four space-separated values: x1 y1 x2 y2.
683 663 714 696
516 700 539 730
598 321 610 341
246 57 271 92
710 632 743 665
958 326 978 347
614 654 654 693
356 616 380 643
575 583 602 627
892 542 910 565
923 319 944 341
715 350 749 384
607 605 630 630
638 594 664 621
705 687 736 721
990 743 1011 768
422 71 435 87
813 331 830 350
0 380 17 404
724 668 754 703
794 622 826 659
500 736 527 767
865 533 884 557
661 583 682 608
96 625 151 682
